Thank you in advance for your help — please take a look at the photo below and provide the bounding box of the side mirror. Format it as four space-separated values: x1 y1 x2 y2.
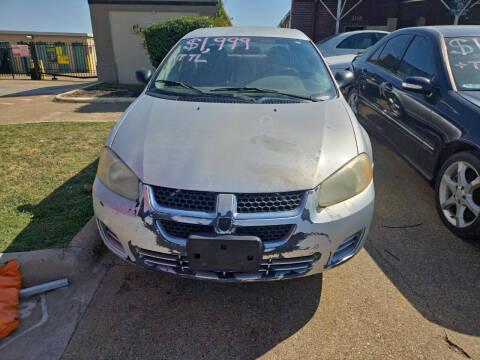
135 68 152 85
334 70 354 89
402 76 433 95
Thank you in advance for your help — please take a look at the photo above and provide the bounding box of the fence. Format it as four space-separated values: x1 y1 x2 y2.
0 42 97 80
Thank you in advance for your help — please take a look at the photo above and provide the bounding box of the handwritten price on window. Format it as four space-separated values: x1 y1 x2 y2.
177 37 251 63
455 61 480 70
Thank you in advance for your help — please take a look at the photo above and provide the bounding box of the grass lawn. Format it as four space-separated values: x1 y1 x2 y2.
0 122 114 252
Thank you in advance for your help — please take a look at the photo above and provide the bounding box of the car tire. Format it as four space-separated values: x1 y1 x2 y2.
347 88 359 116
435 151 480 241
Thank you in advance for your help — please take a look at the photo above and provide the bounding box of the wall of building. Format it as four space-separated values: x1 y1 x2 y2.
290 0 480 42
88 0 217 84
291 0 399 42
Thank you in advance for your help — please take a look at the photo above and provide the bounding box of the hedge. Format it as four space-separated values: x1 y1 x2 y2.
143 16 224 67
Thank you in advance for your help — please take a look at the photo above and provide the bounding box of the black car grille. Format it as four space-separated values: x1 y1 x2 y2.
235 225 295 243
159 220 213 239
152 186 217 212
159 220 294 243
151 186 305 214
236 191 305 213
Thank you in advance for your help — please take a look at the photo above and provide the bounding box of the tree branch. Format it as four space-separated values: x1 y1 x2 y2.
440 0 452 10
340 0 365 20
318 0 338 20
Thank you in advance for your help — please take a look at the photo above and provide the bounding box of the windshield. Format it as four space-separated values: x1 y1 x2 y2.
446 36 480 91
150 36 337 101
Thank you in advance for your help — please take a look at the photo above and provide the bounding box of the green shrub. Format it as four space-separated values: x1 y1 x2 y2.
143 16 219 67
216 0 232 26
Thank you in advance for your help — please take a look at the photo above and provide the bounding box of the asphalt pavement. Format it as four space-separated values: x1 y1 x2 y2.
0 79 128 125
62 139 480 360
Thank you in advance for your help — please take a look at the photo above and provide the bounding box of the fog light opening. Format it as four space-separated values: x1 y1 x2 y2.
327 230 364 268
96 218 128 259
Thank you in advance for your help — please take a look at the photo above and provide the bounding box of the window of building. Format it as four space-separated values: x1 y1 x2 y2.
377 34 411 73
397 36 435 79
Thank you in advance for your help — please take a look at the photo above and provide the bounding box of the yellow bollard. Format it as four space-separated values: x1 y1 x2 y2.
39 60 46 80
86 54 92 72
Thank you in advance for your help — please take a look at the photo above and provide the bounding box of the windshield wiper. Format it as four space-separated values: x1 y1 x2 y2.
155 80 204 94
209 87 320 102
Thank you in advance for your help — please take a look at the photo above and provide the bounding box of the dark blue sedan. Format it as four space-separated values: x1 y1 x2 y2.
348 26 480 240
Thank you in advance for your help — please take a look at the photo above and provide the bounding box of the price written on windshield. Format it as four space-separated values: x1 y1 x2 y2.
448 37 480 56
177 37 251 63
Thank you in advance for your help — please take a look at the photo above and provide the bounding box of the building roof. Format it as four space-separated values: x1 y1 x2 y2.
0 30 93 37
418 25 480 37
184 26 310 40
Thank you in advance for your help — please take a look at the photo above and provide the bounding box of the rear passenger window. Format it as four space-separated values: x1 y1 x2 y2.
377 35 411 72
397 36 435 79
368 43 385 63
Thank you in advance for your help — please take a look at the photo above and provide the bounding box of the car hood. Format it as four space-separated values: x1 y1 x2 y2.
325 54 356 69
458 91 480 108
110 94 358 193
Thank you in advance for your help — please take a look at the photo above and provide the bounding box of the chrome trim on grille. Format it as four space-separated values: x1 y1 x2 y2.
135 247 320 281
148 186 216 219
147 185 307 220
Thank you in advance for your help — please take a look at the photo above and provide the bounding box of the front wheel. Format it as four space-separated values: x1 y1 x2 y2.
435 151 480 240
347 88 359 116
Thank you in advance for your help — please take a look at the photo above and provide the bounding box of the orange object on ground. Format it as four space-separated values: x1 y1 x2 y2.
0 260 22 339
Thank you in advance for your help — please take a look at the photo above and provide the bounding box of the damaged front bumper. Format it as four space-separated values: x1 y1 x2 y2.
93 177 374 281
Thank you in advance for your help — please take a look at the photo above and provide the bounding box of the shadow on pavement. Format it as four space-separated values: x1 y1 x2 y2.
64 265 323 359
0 83 96 97
365 137 480 336
4 160 98 252
74 102 130 114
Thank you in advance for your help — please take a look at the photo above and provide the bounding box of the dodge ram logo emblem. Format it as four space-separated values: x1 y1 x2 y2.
216 216 233 233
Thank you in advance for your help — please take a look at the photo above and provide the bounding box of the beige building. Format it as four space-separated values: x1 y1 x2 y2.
0 30 94 46
88 0 217 84
0 30 96 76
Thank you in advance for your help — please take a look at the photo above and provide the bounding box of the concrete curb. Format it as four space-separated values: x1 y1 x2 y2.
0 217 103 287
54 82 136 104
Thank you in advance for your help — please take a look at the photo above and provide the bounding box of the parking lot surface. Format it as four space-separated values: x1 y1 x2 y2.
62 138 480 360
0 79 128 125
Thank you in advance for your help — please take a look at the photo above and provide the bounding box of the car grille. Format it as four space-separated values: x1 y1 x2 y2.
236 191 305 213
152 186 217 212
159 220 213 239
134 247 319 280
158 220 294 243
235 225 295 243
151 186 305 214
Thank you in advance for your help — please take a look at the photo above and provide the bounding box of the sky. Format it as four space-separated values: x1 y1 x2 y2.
0 0 291 33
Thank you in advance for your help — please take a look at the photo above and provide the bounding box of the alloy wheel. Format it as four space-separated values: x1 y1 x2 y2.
439 160 480 228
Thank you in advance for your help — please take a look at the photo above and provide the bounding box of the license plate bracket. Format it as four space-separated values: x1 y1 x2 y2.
187 234 262 272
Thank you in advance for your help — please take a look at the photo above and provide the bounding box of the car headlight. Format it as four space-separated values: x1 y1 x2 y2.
97 147 139 200
317 153 372 207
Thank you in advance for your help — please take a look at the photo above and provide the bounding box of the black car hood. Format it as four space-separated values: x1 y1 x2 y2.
458 91 480 108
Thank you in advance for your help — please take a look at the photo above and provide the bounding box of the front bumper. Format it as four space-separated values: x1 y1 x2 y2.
93 177 374 281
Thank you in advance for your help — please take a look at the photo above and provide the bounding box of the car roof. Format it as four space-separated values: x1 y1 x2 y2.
395 25 480 37
184 26 310 40
331 30 390 38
